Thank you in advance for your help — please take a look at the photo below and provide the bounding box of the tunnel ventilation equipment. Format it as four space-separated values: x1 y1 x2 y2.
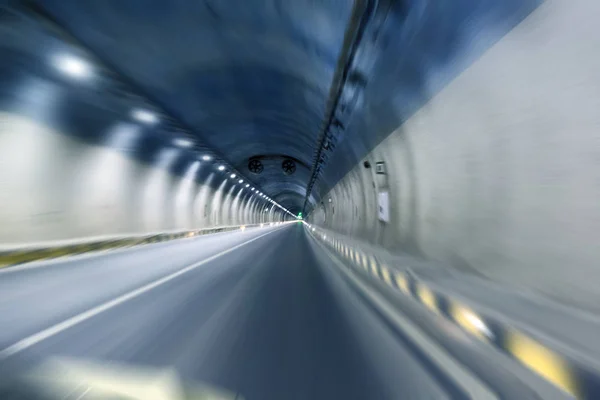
282 159 296 175
248 159 264 174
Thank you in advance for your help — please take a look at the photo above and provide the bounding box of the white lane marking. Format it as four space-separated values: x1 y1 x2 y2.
0 227 288 359
311 235 498 400
73 387 91 400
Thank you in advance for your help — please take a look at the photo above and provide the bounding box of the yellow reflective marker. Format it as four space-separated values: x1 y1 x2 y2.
381 267 392 285
506 331 578 398
370 261 378 276
369 257 378 272
450 303 489 341
418 284 438 314
395 273 409 294
362 254 368 269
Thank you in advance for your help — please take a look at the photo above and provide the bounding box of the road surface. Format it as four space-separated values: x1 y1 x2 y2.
0 224 568 399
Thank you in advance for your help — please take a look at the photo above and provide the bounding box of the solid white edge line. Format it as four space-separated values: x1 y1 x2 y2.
309 231 498 400
0 226 288 359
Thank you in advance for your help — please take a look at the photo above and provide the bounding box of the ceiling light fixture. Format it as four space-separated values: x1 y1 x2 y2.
53 54 92 79
131 108 158 125
173 137 193 148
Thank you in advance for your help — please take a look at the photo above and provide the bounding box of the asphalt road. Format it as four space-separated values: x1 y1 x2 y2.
0 224 568 399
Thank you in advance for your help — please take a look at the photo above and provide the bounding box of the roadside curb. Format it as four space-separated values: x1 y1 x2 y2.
0 223 269 269
310 225 600 399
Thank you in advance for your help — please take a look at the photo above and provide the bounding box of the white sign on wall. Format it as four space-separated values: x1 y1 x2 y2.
378 191 390 223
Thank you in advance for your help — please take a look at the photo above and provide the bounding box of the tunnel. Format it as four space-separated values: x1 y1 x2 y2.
0 0 599 398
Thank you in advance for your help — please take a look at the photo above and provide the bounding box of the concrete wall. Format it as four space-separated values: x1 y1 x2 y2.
310 0 600 311
0 112 281 245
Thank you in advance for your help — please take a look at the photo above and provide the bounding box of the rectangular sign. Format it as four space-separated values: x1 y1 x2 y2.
378 191 390 222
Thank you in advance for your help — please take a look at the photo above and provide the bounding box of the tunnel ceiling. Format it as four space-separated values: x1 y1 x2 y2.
25 0 540 214
27 0 355 213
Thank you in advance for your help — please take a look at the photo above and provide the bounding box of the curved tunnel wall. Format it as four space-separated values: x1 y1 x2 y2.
28 0 351 211
0 112 285 245
309 0 600 311
0 5 294 247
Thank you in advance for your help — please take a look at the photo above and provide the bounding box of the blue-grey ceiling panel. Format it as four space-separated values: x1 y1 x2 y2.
32 0 353 211
17 0 542 212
